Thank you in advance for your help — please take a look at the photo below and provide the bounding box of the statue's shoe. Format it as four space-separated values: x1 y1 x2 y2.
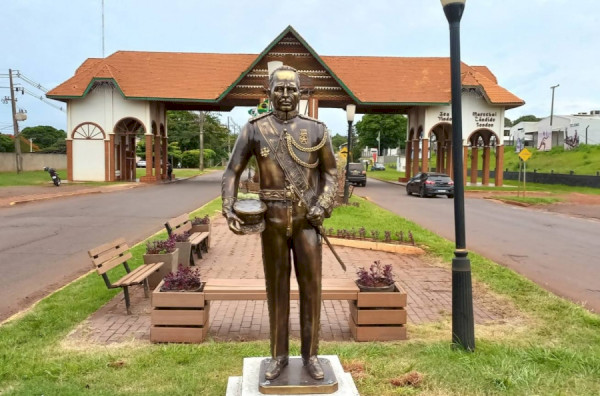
303 356 324 380
264 357 288 380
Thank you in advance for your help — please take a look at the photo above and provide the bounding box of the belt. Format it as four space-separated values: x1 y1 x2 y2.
259 189 299 202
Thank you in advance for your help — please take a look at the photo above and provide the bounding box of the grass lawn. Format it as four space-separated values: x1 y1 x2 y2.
134 168 211 179
1 197 599 395
367 168 405 183
0 170 117 187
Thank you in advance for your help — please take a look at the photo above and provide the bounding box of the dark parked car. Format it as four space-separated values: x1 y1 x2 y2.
406 172 454 198
347 162 367 187
371 163 386 171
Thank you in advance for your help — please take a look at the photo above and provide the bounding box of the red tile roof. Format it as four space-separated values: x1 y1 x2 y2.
48 51 523 107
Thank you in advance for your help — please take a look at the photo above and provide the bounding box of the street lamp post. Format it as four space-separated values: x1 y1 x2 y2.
441 0 475 351
343 104 356 204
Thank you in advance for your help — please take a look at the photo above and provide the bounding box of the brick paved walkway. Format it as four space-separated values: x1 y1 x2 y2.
69 217 507 344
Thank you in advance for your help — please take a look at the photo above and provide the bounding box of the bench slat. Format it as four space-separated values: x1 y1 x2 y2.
203 278 358 301
189 232 208 245
166 213 191 233
91 244 130 267
88 238 127 258
96 252 133 275
172 222 192 235
114 262 164 287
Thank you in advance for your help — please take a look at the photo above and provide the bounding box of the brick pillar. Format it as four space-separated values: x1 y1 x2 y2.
162 136 168 179
308 97 319 118
145 134 153 177
119 135 126 181
436 141 443 172
470 147 478 184
412 139 420 176
421 139 429 173
404 141 412 179
154 133 160 179
66 140 73 181
482 146 491 186
109 134 115 182
463 145 469 186
495 145 504 186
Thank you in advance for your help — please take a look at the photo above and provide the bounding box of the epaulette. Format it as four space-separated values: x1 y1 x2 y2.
298 113 325 125
249 112 272 123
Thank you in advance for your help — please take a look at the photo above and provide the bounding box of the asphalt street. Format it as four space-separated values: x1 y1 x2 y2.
0 172 223 322
355 177 600 313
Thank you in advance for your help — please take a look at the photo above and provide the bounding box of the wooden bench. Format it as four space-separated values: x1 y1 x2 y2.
203 278 359 301
89 238 164 315
203 278 407 342
165 213 209 264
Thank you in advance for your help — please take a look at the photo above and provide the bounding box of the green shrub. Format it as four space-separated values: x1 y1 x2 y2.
181 149 216 168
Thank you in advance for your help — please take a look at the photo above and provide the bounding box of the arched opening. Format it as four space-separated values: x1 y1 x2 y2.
112 117 146 182
427 122 452 176
467 129 502 186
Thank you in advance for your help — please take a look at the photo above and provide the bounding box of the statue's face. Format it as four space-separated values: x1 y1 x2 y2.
270 70 300 113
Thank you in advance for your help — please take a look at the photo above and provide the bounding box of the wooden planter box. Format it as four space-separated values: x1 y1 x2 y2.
144 249 179 289
174 242 192 268
190 223 211 248
150 280 210 343
349 282 407 341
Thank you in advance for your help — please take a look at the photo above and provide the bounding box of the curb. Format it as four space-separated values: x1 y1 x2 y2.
8 185 140 206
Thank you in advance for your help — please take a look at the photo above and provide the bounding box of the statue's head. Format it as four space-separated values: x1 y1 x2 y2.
269 66 300 113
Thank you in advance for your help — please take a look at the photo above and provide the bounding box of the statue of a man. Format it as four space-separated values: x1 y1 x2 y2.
221 66 337 380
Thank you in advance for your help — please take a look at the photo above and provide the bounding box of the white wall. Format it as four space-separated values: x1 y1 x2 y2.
0 153 66 172
424 92 505 145
72 140 105 181
68 84 149 139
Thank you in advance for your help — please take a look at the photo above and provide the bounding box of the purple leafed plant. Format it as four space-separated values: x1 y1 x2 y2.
384 231 392 243
370 230 379 240
161 264 202 291
173 231 190 242
395 231 404 243
191 215 210 225
358 227 366 239
146 235 177 254
408 231 415 246
356 260 395 288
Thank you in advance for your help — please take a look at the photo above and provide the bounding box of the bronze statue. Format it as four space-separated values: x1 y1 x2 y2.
221 66 337 381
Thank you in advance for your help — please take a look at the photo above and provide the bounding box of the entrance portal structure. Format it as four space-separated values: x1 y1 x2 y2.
47 26 523 183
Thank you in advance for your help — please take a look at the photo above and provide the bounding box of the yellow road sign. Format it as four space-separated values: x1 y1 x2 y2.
519 148 532 162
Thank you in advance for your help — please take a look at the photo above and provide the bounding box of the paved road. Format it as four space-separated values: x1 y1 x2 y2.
0 172 223 322
355 178 600 313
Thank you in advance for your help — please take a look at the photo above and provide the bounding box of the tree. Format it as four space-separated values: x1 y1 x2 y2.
167 111 233 166
354 114 407 154
181 149 216 168
20 125 66 149
0 134 14 152
330 133 347 152
504 117 513 127
512 115 541 124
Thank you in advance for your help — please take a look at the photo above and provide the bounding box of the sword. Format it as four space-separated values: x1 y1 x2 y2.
317 225 347 272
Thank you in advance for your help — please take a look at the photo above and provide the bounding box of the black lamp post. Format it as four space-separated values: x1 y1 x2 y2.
441 0 475 351
343 104 356 204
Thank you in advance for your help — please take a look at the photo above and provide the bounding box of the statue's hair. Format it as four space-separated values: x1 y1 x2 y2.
269 65 300 87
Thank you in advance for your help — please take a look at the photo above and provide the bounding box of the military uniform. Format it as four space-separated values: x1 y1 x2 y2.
221 108 337 378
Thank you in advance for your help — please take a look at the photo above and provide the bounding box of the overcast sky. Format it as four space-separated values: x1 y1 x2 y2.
1 0 599 137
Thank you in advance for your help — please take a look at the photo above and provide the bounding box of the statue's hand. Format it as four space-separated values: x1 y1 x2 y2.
225 211 245 235
306 205 325 227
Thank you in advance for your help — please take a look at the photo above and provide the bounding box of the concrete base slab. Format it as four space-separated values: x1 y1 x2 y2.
226 355 359 396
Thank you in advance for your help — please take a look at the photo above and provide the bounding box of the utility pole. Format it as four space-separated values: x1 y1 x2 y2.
550 84 559 127
9 69 23 173
198 111 206 171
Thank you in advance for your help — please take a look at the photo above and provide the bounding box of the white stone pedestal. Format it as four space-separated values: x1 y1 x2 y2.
226 355 359 396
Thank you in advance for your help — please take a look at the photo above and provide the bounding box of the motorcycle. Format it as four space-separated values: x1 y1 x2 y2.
43 166 61 187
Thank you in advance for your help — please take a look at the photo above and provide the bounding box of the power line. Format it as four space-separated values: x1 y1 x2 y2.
22 88 65 112
14 71 50 93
